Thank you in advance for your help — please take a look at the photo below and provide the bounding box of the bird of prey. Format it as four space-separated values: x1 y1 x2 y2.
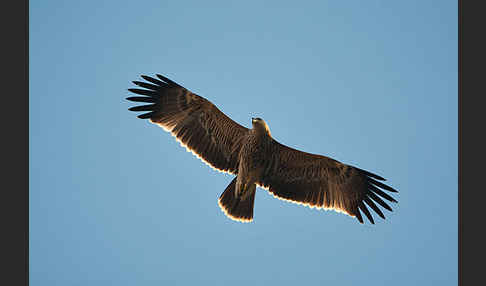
127 74 398 224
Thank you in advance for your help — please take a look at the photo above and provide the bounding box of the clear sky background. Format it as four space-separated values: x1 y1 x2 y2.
30 1 457 285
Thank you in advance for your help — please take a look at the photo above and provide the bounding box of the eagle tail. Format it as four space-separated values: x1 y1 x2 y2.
218 178 256 223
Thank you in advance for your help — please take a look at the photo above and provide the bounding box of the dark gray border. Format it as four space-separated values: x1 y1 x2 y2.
459 0 484 285
3 0 28 285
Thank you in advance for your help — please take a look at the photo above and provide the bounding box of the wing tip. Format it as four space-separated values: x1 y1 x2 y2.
354 208 364 224
358 202 375 224
369 177 399 193
355 167 386 181
156 74 182 87
136 112 156 119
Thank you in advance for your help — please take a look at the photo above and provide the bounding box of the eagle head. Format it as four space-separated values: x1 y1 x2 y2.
251 117 271 136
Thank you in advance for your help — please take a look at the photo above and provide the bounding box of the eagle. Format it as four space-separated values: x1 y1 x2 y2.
126 74 398 224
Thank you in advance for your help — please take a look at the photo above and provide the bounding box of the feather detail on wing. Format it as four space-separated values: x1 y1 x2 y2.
257 141 398 224
127 74 248 174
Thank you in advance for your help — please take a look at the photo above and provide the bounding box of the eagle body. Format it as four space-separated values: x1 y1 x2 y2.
127 74 399 224
236 123 272 197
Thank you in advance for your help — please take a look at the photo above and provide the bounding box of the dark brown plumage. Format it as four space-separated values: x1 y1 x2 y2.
127 74 398 224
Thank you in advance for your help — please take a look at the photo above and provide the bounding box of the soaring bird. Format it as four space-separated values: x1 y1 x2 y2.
127 74 398 224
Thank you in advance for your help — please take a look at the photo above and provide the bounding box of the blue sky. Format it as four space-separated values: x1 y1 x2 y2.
30 1 457 285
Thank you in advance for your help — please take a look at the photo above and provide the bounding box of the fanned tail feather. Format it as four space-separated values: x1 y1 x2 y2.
218 178 256 223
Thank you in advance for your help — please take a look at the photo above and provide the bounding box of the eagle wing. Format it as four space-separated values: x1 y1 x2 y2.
257 140 398 224
126 74 248 174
